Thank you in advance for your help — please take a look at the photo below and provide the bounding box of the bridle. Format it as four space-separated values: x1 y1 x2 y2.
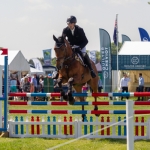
55 43 75 70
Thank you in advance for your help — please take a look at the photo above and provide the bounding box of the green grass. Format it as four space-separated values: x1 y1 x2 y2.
0 97 150 150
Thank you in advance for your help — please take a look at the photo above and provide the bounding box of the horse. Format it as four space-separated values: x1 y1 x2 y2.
53 35 99 120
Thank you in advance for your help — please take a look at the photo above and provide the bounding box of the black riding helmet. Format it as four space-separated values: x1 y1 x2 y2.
66 16 77 24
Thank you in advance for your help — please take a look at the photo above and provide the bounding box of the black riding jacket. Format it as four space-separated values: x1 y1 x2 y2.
62 25 88 49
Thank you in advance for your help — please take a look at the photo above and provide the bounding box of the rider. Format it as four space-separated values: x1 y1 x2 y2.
52 15 96 79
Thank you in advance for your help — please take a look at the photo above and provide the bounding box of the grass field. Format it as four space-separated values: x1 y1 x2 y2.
0 96 150 150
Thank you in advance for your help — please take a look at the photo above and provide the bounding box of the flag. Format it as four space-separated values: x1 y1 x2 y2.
32 58 43 72
122 34 131 44
43 49 51 66
113 16 118 46
99 29 112 92
0 48 8 55
138 28 150 41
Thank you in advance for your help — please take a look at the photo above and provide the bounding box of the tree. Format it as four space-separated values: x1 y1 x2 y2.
38 57 44 65
111 42 122 54
51 57 56 66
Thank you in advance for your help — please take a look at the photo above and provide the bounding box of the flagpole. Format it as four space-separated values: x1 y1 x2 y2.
116 14 119 97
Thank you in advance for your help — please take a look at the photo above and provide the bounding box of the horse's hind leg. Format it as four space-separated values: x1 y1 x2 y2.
73 85 86 122
67 77 75 105
88 79 100 117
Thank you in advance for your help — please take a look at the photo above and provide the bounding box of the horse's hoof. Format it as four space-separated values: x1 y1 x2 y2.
94 106 100 117
67 91 75 105
68 97 75 105
63 94 68 101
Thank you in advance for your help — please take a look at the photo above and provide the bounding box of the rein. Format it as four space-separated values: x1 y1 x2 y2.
56 45 76 77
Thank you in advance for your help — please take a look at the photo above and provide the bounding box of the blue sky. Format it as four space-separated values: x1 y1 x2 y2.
0 0 149 60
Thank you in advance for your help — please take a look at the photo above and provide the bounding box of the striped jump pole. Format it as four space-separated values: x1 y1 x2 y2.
8 101 150 106
9 92 150 97
8 109 150 114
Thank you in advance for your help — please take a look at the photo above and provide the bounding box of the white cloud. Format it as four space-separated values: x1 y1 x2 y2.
26 0 53 10
27 0 45 4
103 0 139 5
61 4 84 14
29 3 52 10
17 16 29 23
47 29 60 37
80 19 96 27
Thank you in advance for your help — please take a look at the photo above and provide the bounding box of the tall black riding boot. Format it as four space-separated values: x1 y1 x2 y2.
84 53 96 78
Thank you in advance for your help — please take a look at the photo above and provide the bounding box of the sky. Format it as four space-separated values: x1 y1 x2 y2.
0 0 150 60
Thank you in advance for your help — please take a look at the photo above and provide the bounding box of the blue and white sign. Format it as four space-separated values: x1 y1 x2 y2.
89 51 96 63
43 49 51 66
112 55 150 70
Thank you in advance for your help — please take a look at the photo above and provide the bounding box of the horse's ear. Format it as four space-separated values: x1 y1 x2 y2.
64 38 69 46
53 35 58 42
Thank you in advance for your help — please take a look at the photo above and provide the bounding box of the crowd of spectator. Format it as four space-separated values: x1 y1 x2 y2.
3 73 45 101
1 72 103 101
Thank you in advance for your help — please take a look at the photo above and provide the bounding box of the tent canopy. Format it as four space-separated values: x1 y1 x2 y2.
0 50 30 72
119 41 150 55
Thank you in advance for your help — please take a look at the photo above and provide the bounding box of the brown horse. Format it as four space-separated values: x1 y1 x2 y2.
53 35 99 119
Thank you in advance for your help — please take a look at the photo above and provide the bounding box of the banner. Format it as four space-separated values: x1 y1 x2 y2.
43 49 51 66
89 51 96 63
32 58 43 72
99 29 112 92
138 28 150 41
122 34 131 44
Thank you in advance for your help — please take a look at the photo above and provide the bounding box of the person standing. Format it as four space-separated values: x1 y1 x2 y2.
120 72 130 100
137 73 144 101
31 74 37 101
98 77 103 92
22 77 30 101
20 75 26 92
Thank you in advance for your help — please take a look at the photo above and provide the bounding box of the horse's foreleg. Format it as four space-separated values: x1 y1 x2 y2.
88 79 100 117
94 97 100 117
67 77 75 105
57 78 67 101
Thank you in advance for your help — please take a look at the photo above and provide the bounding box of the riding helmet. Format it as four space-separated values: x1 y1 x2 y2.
66 16 77 24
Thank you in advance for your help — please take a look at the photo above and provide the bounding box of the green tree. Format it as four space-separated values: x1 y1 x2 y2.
38 57 44 65
51 57 56 66
28 59 34 66
95 51 101 63
111 42 122 54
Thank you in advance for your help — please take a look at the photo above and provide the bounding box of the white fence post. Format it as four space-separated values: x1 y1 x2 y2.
0 65 2 129
126 100 134 150
147 119 150 139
